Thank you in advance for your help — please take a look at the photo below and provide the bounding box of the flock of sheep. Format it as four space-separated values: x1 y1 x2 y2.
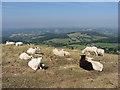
5 41 104 72
20 47 45 70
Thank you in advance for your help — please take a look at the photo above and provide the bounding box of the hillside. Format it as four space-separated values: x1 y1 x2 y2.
2 30 119 54
2 44 118 88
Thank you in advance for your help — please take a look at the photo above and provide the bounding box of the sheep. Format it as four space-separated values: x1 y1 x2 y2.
79 55 103 71
86 56 103 71
61 49 70 56
28 57 44 70
19 52 33 60
82 46 98 56
27 47 40 54
6 41 15 45
79 55 94 71
53 48 65 56
53 48 70 56
16 42 23 46
97 49 104 56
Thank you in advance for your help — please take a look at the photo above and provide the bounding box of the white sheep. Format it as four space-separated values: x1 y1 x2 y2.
19 52 33 60
28 57 43 70
27 47 40 54
6 41 15 45
53 48 65 56
86 56 103 71
61 49 70 56
16 42 23 46
97 49 104 56
82 46 98 56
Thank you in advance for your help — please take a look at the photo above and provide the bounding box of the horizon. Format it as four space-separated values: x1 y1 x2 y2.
2 2 118 30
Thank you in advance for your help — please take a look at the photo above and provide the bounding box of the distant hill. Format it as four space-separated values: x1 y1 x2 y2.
2 29 119 54
93 37 119 43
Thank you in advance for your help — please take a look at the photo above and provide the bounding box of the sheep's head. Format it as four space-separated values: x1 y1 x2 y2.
61 49 64 51
37 57 43 63
82 50 85 53
35 47 40 51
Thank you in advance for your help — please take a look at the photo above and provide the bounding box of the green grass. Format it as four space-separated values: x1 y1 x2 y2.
47 38 70 43
68 44 85 50
2 44 118 88
94 43 118 48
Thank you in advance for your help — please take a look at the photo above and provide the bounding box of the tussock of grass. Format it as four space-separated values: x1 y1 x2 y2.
2 44 118 88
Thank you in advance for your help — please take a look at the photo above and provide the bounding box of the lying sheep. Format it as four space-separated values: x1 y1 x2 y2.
79 55 103 71
19 52 33 60
16 42 23 46
28 57 44 70
86 56 103 71
53 48 70 56
82 46 98 56
97 49 104 56
53 48 64 56
27 47 40 54
6 41 15 45
61 49 70 56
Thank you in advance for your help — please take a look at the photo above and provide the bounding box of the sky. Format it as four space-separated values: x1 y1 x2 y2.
2 0 119 2
2 2 118 29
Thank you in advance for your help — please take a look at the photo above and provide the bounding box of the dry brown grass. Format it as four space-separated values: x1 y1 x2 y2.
2 44 118 88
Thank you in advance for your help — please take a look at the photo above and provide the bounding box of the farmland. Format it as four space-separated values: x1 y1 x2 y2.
2 29 119 54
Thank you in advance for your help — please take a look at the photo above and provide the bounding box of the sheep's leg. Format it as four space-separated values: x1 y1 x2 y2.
102 53 104 56
40 67 42 69
32 67 37 70
94 51 98 56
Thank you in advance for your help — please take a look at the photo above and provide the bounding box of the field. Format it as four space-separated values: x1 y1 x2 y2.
2 44 118 88
94 43 118 48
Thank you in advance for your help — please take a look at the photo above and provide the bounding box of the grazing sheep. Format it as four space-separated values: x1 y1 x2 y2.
27 47 40 54
79 55 103 71
28 57 43 70
16 42 23 46
97 49 104 56
6 41 15 45
82 46 98 56
19 52 33 60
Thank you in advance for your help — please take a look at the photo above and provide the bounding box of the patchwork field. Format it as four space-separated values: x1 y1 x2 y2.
2 44 118 88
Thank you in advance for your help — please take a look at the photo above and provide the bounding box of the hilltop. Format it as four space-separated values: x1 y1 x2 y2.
2 44 118 88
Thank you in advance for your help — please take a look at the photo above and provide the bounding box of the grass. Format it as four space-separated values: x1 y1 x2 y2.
94 43 118 48
2 44 118 88
47 38 70 43
68 44 86 50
